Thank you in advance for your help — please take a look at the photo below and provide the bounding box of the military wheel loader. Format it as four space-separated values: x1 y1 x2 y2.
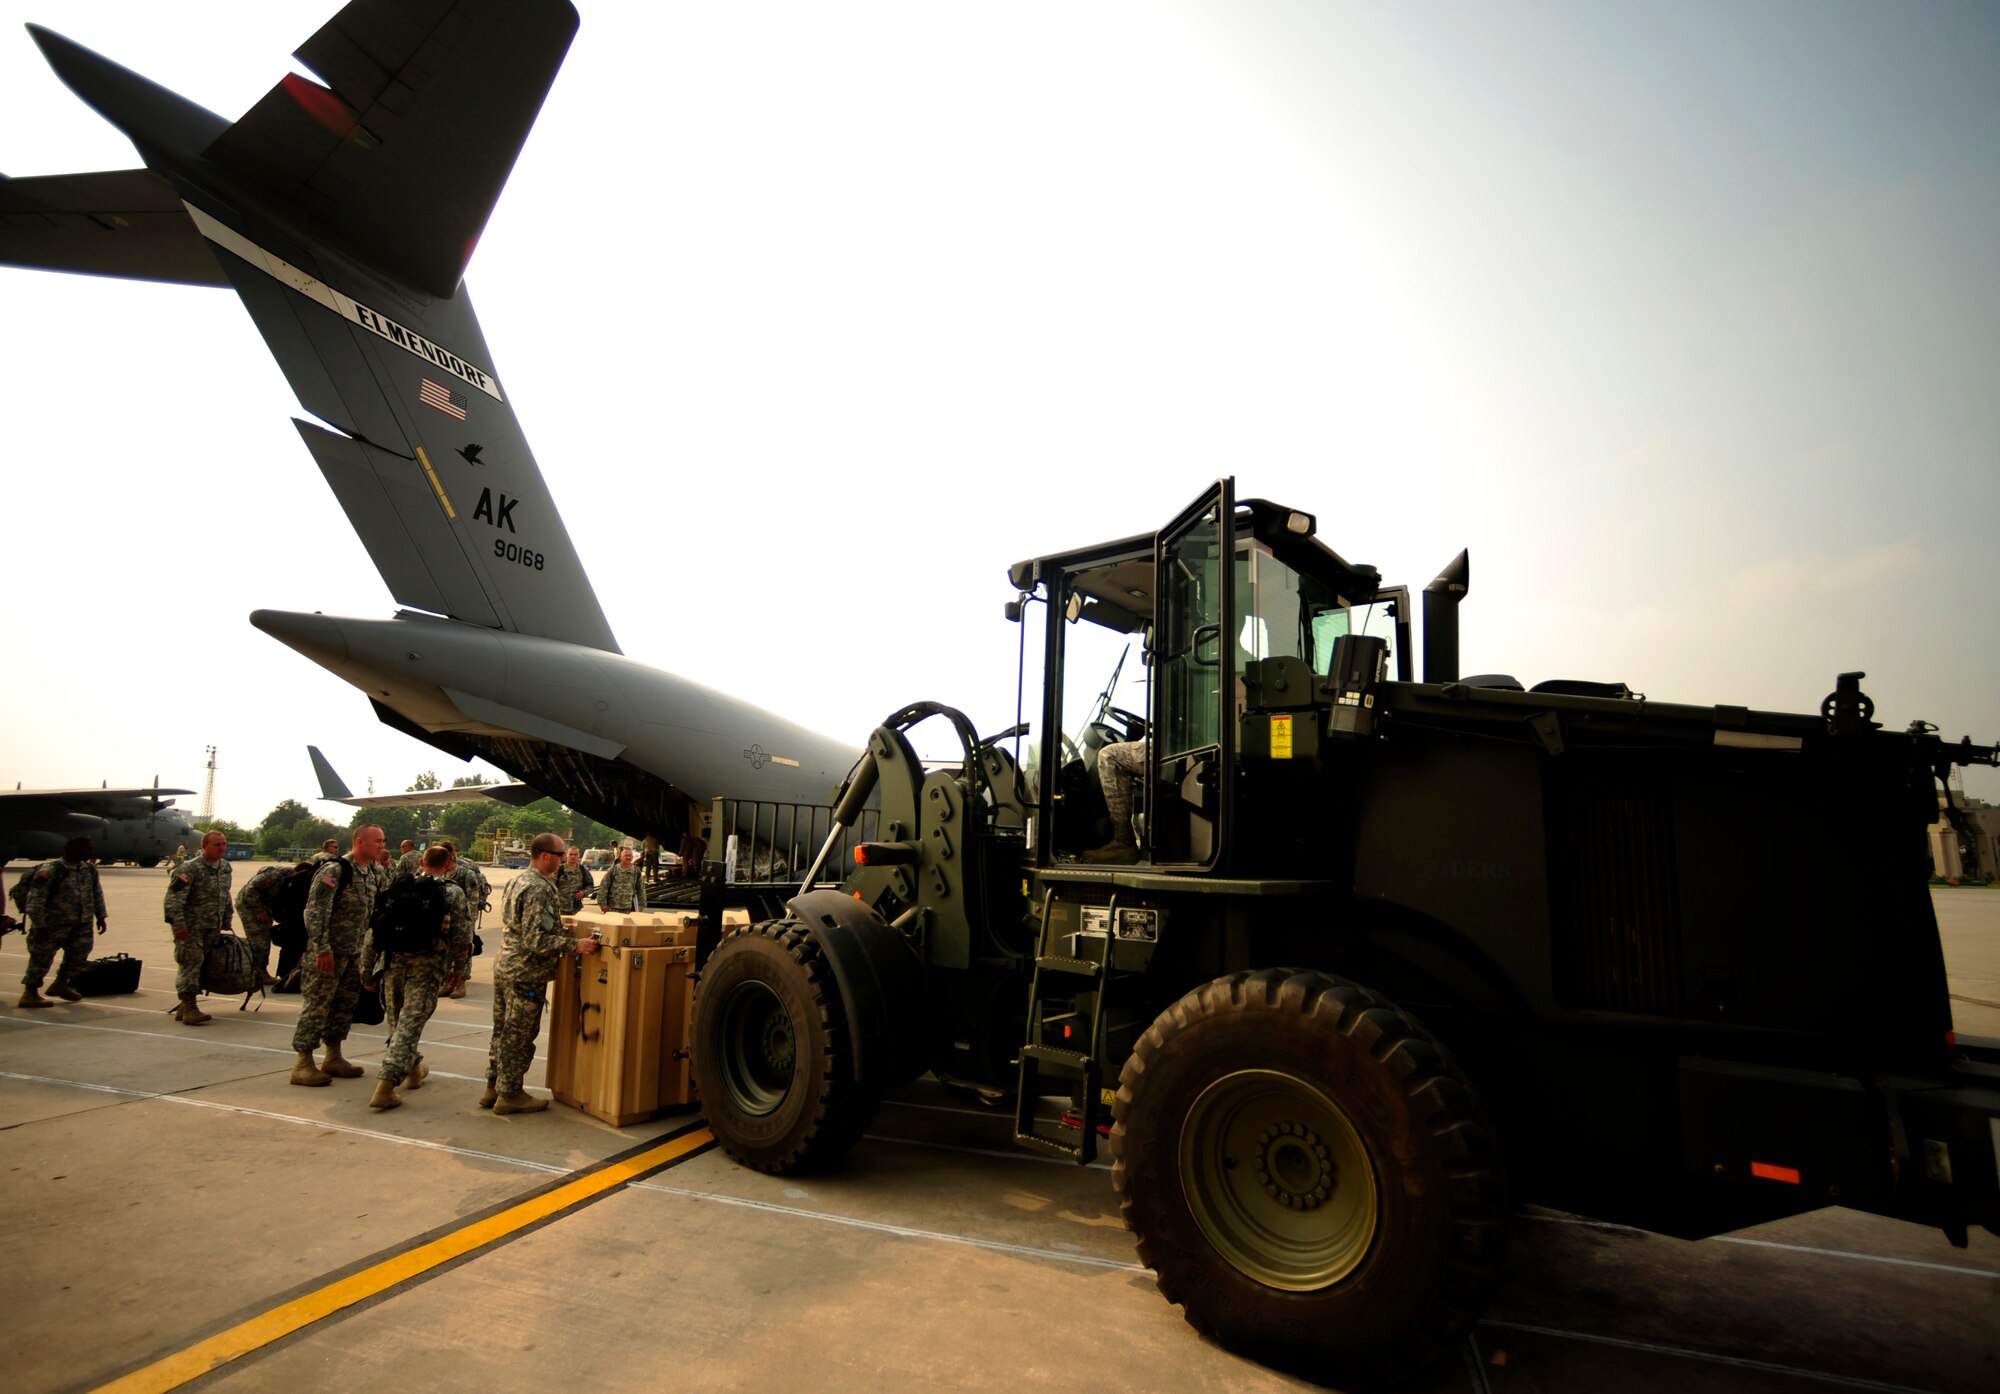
689 478 2000 1384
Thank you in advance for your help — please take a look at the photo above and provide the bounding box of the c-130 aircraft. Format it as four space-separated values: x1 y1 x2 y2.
1 0 861 849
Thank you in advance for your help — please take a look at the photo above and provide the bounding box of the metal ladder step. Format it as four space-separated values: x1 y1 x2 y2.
1015 1130 1089 1163
1020 1043 1091 1075
1035 954 1103 979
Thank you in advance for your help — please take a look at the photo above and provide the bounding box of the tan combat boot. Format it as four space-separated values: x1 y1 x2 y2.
177 995 212 1025
290 1052 331 1087
403 1059 429 1091
492 1091 548 1116
46 977 82 1002
1079 836 1139 865
368 1078 402 1110
17 986 53 1009
319 1043 364 1078
477 1083 498 1109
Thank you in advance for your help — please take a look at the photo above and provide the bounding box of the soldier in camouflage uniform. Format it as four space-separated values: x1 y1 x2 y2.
593 846 648 913
444 843 489 999
18 836 107 1008
369 846 474 1110
232 862 294 988
163 830 234 1025
393 840 422 881
289 825 388 1086
311 838 342 865
554 846 594 914
483 833 596 1115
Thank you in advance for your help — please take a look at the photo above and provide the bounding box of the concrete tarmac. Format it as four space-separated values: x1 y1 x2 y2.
2 863 1995 1394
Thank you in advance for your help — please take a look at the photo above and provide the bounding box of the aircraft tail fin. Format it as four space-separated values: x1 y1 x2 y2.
204 0 580 298
6 1 618 654
307 746 355 802
9 1 577 299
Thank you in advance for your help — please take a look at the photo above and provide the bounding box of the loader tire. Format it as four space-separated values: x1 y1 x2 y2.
1112 969 1505 1386
692 919 879 1173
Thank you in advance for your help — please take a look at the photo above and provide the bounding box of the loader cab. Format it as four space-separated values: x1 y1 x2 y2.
1015 478 1397 873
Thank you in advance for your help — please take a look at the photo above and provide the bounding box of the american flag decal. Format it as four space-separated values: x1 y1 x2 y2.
420 378 467 420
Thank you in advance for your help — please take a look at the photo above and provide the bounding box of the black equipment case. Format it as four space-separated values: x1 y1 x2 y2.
71 954 142 996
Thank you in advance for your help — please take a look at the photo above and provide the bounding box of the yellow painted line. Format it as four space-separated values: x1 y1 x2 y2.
416 444 456 518
92 1127 712 1394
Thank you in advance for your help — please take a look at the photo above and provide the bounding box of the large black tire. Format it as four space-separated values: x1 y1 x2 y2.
1112 969 1505 1386
692 921 879 1173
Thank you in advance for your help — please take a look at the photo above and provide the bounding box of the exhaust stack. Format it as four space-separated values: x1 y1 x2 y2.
1422 550 1470 684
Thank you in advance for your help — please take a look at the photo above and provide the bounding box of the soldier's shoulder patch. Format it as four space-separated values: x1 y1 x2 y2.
175 871 192 884
319 869 341 887
34 866 54 881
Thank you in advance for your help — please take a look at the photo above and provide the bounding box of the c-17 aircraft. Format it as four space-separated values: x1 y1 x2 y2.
1 0 862 847
0 782 199 866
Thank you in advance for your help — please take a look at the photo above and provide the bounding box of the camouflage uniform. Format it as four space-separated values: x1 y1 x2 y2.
233 862 291 968
163 855 233 996
22 857 105 991
291 854 386 1053
593 864 648 913
376 872 473 1086
555 862 594 914
450 860 491 915
487 868 573 1097
393 849 423 882
1096 740 1146 841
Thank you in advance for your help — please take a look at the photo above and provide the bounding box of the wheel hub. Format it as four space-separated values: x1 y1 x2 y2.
760 1006 795 1075
717 978 796 1115
1178 1069 1379 1290
1255 1121 1335 1211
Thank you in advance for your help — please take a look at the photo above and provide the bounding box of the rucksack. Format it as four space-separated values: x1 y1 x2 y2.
271 861 333 936
201 932 257 996
10 860 83 916
372 876 450 956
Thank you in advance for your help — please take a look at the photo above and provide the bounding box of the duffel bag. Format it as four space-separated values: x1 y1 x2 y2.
200 932 257 996
72 953 142 996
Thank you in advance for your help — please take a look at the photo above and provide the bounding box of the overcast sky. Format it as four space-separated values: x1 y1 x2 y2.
2 0 1995 830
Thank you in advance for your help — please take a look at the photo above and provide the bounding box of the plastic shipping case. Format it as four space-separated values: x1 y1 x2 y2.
546 910 703 1125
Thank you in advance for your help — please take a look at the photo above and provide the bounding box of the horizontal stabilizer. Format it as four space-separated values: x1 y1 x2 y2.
0 170 227 286
203 0 580 297
26 23 230 165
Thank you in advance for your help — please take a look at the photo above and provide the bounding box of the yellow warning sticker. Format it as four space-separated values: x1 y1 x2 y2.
1270 713 1293 758
1100 1088 1118 1108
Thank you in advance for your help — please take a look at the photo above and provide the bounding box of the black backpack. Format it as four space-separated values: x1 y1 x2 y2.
271 861 339 950
372 876 450 956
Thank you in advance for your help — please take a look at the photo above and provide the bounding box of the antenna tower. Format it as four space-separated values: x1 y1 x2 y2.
199 745 218 819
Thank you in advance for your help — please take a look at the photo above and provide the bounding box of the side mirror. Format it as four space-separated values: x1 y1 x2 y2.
1004 600 1023 623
